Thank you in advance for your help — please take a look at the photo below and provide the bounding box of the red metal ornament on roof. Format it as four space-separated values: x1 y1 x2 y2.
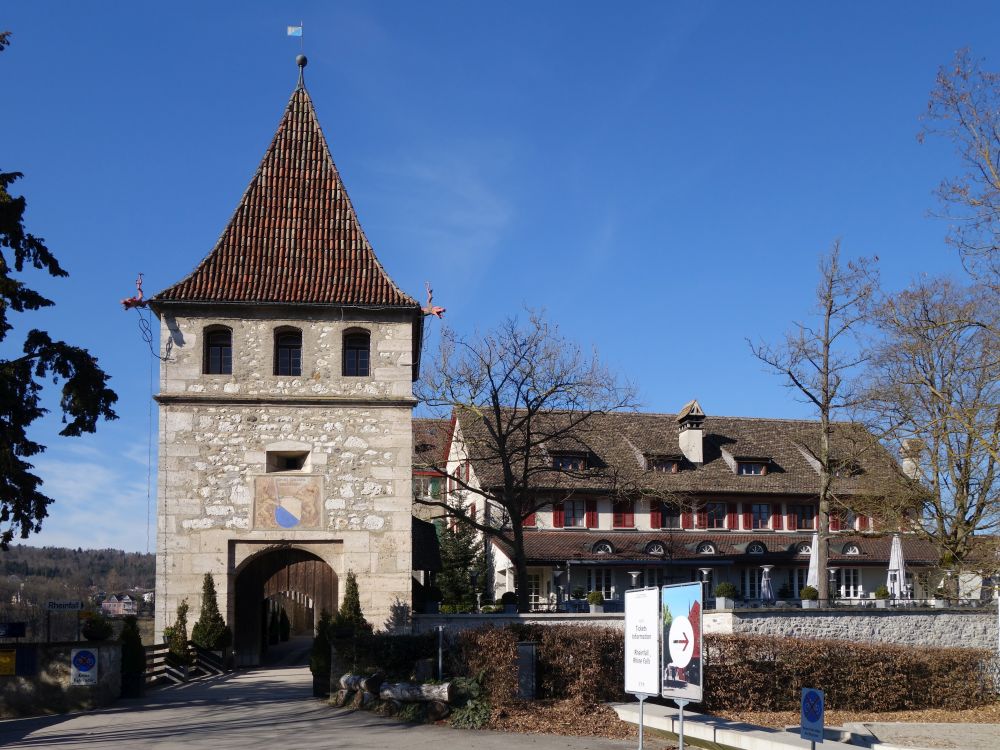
121 273 147 310
422 282 446 319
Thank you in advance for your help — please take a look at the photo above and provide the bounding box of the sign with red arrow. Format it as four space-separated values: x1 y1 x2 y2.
660 582 703 702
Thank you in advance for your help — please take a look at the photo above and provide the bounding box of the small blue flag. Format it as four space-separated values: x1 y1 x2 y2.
287 26 303 37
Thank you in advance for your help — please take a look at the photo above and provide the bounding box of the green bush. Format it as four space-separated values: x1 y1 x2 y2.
165 599 192 667
586 591 605 605
799 585 819 600
714 582 739 599
81 611 113 641
499 591 517 606
874 585 890 600
310 610 333 678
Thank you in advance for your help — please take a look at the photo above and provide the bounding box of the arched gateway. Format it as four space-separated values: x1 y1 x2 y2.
234 548 337 667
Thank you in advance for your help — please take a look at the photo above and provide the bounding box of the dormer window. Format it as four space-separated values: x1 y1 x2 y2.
552 452 588 471
593 540 614 555
647 455 680 473
696 541 717 555
738 461 768 476
747 541 767 555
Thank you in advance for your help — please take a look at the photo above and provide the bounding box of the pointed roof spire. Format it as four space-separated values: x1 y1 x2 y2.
296 54 307 88
154 70 417 308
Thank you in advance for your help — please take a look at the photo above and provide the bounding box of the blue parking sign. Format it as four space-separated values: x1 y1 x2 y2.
800 688 824 743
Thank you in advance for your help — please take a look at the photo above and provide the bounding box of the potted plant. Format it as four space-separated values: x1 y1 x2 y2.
500 591 518 614
799 585 819 609
586 590 605 613
874 584 890 608
713 582 738 609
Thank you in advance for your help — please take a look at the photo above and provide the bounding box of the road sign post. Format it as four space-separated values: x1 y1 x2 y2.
801 687 825 747
625 587 661 750
660 582 703 750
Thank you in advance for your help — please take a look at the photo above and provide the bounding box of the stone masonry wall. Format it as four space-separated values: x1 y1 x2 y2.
704 608 999 650
155 306 415 640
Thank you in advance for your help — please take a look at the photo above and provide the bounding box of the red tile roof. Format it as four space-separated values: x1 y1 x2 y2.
154 85 418 308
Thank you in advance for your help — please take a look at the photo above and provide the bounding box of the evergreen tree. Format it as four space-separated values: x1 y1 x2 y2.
333 569 372 635
309 609 333 678
164 599 191 666
119 615 145 676
191 573 231 651
436 518 487 606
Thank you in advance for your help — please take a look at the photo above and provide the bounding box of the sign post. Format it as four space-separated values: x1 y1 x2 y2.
800 688 825 747
624 587 661 750
660 582 703 750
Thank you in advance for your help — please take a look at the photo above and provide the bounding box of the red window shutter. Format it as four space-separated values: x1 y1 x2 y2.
772 504 783 530
464 460 471 481
742 509 752 530
585 499 598 528
696 509 708 528
727 504 737 530
650 502 662 529
830 513 841 531
470 503 476 521
524 511 536 527
681 511 693 529
553 502 564 527
787 510 798 531
858 515 869 531
624 502 635 528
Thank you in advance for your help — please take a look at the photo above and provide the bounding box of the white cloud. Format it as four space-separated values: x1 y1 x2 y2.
23 456 153 553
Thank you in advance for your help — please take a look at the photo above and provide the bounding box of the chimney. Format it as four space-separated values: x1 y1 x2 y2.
676 399 705 465
901 439 923 480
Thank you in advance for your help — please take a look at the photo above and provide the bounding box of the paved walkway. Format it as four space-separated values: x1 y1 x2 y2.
0 665 651 750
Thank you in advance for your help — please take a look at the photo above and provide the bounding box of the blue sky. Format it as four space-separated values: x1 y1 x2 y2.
3 2 997 552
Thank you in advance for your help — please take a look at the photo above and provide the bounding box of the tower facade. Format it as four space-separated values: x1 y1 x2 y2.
150 72 421 664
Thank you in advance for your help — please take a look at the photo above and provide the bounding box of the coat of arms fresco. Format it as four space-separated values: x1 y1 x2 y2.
253 475 323 530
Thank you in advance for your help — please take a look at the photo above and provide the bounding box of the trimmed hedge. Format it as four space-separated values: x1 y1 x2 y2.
450 626 996 712
704 634 995 712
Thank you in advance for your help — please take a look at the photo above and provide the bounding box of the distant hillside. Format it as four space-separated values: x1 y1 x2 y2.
0 545 154 608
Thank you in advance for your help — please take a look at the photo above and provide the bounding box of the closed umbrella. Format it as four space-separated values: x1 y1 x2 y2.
760 565 775 604
806 533 820 588
887 534 906 600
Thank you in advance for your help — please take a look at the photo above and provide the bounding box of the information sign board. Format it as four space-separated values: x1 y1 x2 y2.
71 648 99 686
0 650 14 676
0 622 26 638
800 687 825 743
624 587 661 696
660 582 703 702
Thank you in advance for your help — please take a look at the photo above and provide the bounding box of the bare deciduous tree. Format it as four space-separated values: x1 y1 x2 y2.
921 48 1000 286
865 278 1000 567
416 311 637 612
749 243 876 602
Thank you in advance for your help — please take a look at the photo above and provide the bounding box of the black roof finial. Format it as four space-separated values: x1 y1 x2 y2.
296 54 308 88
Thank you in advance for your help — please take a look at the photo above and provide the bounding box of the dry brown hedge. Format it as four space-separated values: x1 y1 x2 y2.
449 626 996 713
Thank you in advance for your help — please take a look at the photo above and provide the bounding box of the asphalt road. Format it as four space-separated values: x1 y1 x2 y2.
0 664 647 750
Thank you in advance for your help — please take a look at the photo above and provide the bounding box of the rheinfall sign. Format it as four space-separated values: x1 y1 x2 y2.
624 588 660 696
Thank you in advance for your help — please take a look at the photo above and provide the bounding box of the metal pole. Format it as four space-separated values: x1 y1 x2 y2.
676 699 689 750
638 695 646 750
437 625 444 680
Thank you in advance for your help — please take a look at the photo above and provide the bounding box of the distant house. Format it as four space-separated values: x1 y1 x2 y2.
101 594 137 617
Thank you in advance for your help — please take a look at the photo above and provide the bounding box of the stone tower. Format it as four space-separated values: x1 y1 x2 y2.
150 64 422 665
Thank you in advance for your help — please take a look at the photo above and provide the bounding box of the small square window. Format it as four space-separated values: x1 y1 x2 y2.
266 451 310 473
647 456 679 473
552 453 588 471
738 462 767 475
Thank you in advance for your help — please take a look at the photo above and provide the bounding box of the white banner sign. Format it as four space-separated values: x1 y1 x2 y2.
624 587 661 696
71 649 99 686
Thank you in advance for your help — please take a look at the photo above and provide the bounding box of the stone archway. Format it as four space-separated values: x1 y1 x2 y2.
234 547 337 667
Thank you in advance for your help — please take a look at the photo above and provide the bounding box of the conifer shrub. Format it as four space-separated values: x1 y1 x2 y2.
191 573 232 651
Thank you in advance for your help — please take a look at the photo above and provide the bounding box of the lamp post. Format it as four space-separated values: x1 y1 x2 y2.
553 567 565 611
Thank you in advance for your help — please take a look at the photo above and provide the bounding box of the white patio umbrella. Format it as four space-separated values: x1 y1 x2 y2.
760 565 775 604
887 533 906 599
806 533 820 588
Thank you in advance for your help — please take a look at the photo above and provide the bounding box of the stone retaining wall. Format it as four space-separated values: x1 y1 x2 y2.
704 608 998 650
0 641 121 718
416 607 999 650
